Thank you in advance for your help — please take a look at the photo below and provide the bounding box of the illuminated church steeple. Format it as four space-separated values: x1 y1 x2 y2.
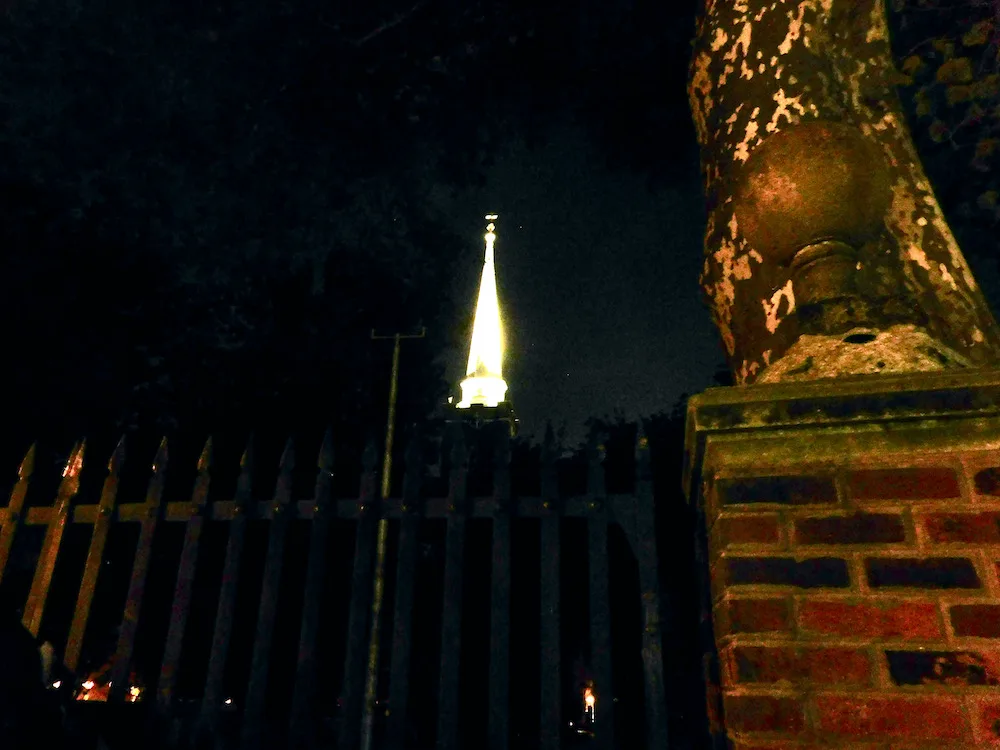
457 214 510 411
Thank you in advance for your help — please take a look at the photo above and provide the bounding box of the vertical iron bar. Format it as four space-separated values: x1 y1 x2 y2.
338 442 379 750
362 335 399 750
241 437 296 748
436 426 468 750
634 426 669 749
157 438 213 711
0 443 36 587
66 438 125 672
538 425 561 750
24 440 85 637
290 429 336 746
384 431 425 748
109 437 169 704
586 434 614 750
198 437 255 737
488 425 511 750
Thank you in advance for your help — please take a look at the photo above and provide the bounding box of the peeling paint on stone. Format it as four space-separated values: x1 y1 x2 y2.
865 0 888 43
711 27 729 52
778 3 807 56
724 103 745 136
767 88 807 133
735 118 760 163
907 245 931 272
723 22 753 64
939 263 958 292
690 0 1000 384
720 63 735 87
691 51 714 143
763 279 796 334
739 359 759 382
734 253 754 281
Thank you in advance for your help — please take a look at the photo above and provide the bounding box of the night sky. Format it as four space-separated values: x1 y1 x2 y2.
0 0 997 454
441 127 723 445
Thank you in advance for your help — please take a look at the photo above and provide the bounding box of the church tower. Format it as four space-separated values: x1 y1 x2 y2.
456 214 517 434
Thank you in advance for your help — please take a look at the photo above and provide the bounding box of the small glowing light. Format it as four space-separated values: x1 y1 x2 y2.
583 686 596 723
52 680 62 689
224 698 233 705
82 680 95 690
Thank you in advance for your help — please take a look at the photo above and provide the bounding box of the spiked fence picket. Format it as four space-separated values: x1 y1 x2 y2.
0 428 669 750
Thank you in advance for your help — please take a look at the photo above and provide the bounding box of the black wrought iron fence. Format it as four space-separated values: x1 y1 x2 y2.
0 424 668 750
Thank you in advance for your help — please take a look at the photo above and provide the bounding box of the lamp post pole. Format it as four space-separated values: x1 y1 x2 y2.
361 327 425 750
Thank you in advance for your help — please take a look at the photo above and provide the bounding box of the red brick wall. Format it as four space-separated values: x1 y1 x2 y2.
705 458 1000 748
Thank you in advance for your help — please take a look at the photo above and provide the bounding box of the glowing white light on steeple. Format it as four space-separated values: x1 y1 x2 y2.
458 214 508 409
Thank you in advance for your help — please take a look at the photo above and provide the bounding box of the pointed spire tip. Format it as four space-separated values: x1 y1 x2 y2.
109 436 126 473
62 439 86 479
152 437 168 472
18 443 37 480
198 437 214 472
241 434 256 470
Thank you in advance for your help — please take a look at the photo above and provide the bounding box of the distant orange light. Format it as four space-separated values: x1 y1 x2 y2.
582 685 597 725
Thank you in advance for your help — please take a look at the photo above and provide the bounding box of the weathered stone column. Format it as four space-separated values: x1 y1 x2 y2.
689 0 1000 383
686 2 1000 747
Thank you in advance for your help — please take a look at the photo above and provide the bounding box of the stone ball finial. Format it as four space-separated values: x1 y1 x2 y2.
733 120 893 265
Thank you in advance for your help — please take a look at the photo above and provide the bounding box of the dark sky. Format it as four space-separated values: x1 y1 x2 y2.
439 128 724 445
0 0 714 456
2 0 997 452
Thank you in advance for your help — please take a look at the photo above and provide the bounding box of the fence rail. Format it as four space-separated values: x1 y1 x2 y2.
0 424 669 750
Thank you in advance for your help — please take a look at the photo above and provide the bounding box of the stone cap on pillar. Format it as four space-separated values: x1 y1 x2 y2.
683 368 1000 504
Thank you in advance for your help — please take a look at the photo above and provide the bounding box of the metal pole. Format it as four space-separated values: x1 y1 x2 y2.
362 327 424 750
381 334 402 501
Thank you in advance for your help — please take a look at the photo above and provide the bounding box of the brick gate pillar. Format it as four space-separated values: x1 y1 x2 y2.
684 369 1000 749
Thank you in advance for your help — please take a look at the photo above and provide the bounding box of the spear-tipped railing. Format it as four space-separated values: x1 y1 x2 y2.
0 427 669 750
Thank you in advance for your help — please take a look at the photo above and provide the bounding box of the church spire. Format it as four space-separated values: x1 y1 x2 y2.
457 214 509 409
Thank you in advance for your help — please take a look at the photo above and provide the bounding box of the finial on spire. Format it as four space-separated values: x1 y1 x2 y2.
484 214 498 263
